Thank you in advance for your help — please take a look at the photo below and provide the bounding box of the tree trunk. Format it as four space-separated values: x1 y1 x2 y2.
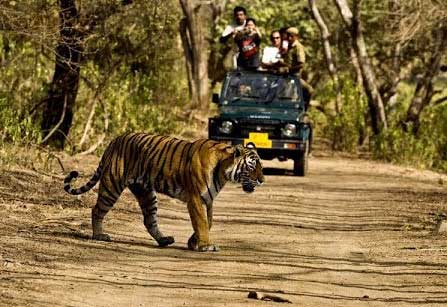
179 17 196 101
334 0 388 134
349 46 363 91
379 0 402 108
179 0 214 111
207 0 231 88
41 0 133 149
309 0 342 113
380 42 401 107
404 23 447 133
41 0 81 149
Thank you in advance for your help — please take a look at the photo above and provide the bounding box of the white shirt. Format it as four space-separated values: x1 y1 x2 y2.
221 21 246 38
261 46 281 64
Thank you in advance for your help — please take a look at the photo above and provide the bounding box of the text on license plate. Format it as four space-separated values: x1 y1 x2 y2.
244 132 272 148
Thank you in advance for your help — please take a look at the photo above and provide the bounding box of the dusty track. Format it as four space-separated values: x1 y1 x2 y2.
1 154 446 306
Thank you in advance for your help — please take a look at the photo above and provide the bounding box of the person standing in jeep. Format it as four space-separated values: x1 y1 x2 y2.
280 27 313 109
282 27 306 74
220 6 247 44
234 18 261 71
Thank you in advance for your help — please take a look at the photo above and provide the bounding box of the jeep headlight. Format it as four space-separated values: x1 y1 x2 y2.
219 121 233 134
281 123 297 137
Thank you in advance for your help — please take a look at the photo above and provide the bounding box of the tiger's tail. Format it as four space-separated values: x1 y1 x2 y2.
64 167 102 195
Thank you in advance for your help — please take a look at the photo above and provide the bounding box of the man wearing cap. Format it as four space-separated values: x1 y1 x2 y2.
282 27 305 74
279 26 313 109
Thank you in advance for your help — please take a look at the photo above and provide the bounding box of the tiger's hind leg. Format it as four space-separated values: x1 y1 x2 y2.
92 183 123 242
129 184 175 247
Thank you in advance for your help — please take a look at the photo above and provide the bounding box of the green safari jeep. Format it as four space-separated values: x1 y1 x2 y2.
208 70 312 176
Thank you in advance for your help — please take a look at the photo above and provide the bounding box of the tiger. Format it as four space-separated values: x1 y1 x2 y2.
64 132 264 252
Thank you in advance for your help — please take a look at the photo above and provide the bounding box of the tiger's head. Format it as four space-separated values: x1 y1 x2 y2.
225 143 264 193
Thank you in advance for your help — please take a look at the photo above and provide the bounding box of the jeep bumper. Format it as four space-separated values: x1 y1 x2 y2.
209 136 308 160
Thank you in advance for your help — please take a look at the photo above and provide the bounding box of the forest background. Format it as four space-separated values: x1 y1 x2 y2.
0 0 446 172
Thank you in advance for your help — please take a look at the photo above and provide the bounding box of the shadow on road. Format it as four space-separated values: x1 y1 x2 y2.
263 167 294 176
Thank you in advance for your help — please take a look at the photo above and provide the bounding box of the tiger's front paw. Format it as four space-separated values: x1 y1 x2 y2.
198 244 220 252
188 233 220 252
187 234 198 251
157 236 175 247
92 233 111 242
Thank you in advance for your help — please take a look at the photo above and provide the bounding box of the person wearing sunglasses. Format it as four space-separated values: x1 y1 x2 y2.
270 31 282 49
261 30 282 70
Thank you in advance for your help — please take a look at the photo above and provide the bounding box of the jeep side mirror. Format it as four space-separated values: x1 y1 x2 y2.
212 93 220 104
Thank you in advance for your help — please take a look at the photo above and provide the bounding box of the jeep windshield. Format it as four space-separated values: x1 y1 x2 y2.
221 71 302 105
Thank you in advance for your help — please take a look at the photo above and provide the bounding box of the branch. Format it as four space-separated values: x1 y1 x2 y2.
433 95 447 106
333 0 353 27
179 17 193 66
76 97 109 156
28 97 51 116
78 68 115 148
78 95 99 148
82 0 133 32
40 95 68 145
29 144 66 174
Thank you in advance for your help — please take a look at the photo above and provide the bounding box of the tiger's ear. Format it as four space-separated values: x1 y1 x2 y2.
234 144 245 157
245 142 257 150
223 145 244 157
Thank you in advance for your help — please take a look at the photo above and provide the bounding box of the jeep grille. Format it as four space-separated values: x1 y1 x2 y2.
239 124 279 138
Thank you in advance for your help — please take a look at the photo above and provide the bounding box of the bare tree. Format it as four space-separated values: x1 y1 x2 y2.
378 0 403 108
308 0 342 113
179 0 215 111
403 24 447 132
208 0 230 88
333 0 388 134
391 0 447 132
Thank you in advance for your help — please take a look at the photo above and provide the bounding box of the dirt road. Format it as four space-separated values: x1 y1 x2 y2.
1 153 447 306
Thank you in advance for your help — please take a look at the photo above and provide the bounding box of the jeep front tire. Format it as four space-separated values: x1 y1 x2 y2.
293 140 309 176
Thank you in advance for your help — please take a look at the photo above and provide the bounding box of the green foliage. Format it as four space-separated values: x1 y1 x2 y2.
0 97 41 145
369 81 447 171
0 0 186 154
67 0 186 150
0 21 49 149
102 73 179 136
372 103 447 171
313 77 367 152
314 77 447 172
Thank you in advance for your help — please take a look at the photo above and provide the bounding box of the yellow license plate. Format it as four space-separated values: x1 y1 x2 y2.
244 132 272 148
